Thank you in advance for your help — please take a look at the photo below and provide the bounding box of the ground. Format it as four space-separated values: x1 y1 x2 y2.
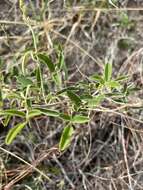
0 1 143 190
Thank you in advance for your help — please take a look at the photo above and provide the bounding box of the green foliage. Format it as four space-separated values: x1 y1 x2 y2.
118 38 134 51
17 75 33 88
5 122 27 145
0 41 131 151
67 90 82 107
71 115 89 124
104 62 112 82
37 53 55 73
59 124 74 151
36 66 42 88
119 13 136 30
0 110 26 118
90 74 105 84
33 108 59 117
28 109 42 118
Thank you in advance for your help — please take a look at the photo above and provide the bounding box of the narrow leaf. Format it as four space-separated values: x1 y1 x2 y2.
67 90 82 106
37 53 55 72
58 47 65 70
90 74 105 84
34 108 59 117
0 110 26 118
107 80 121 88
5 122 27 145
28 109 42 119
59 125 74 151
71 115 89 123
104 63 112 81
36 66 42 88
56 45 68 80
0 89 2 102
115 75 129 81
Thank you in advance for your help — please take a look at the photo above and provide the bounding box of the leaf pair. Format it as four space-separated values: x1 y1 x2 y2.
4 108 60 145
59 115 89 151
90 63 112 84
28 108 90 124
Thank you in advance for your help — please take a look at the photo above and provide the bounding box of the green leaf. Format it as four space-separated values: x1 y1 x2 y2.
59 113 71 121
0 57 4 69
62 61 68 81
17 75 33 87
56 45 68 80
5 122 27 145
36 66 42 88
28 109 42 119
12 66 19 76
57 46 65 70
67 90 82 106
71 115 89 123
87 95 105 107
0 89 2 102
120 13 130 27
118 39 133 50
106 92 123 97
37 53 55 72
59 125 74 151
90 74 105 84
104 63 112 81
21 51 30 75
115 75 129 81
112 98 127 104
0 109 26 118
34 108 59 117
106 80 121 88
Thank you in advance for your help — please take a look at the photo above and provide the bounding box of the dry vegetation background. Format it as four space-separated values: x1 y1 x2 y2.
0 0 143 190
